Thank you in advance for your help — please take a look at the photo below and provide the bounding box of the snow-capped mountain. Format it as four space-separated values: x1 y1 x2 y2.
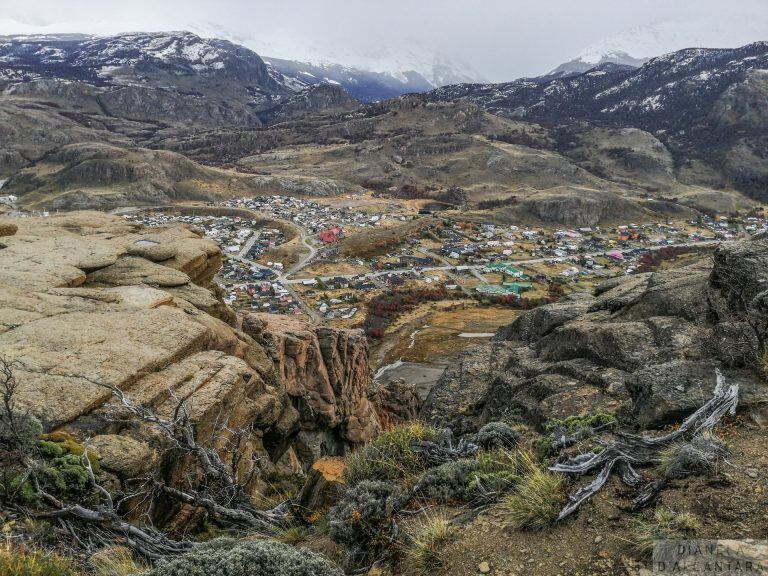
429 41 768 199
578 16 768 65
0 31 281 92
548 50 648 78
188 23 483 90
430 42 768 133
0 29 475 105
0 31 361 125
263 56 434 103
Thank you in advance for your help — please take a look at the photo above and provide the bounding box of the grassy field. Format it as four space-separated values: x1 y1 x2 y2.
375 301 521 366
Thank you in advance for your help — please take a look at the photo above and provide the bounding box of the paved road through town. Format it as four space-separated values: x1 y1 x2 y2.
280 239 721 285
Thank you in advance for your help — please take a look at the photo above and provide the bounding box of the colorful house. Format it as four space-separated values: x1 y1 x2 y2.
483 262 530 279
319 226 344 244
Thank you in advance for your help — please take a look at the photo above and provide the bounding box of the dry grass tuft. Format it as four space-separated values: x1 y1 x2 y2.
501 450 566 531
627 508 701 558
404 514 457 574
89 545 146 576
0 542 80 576
344 423 437 487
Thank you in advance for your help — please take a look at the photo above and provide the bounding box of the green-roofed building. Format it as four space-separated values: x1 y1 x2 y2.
475 284 521 296
502 281 534 294
483 262 530 279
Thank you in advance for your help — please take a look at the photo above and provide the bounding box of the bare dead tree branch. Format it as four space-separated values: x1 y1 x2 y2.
97 380 292 533
550 370 738 520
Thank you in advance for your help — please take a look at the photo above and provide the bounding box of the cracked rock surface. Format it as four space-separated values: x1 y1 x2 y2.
0 212 380 522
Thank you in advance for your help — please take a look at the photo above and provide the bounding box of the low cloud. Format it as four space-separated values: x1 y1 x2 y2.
2 0 767 81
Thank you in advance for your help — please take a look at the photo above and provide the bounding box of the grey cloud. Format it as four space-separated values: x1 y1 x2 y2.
2 0 767 81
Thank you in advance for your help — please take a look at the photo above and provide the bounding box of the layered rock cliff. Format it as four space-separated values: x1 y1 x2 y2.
421 236 768 432
0 212 379 516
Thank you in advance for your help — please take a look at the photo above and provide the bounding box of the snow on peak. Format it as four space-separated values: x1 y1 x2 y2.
186 23 484 87
76 31 231 72
577 15 768 64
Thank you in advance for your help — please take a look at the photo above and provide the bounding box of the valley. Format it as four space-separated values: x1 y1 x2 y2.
0 24 767 576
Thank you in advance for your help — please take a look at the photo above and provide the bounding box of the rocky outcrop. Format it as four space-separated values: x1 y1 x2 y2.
242 314 380 461
371 378 420 429
0 212 379 519
421 237 768 431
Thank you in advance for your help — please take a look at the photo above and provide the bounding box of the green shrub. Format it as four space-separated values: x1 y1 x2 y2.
546 413 616 434
0 545 80 576
0 410 43 454
274 525 313 545
40 454 90 494
413 450 522 504
466 449 521 499
501 451 566 531
628 509 700 558
39 432 100 472
2 474 38 504
146 539 343 576
404 515 456 574
38 440 65 459
471 422 520 450
534 435 554 463
344 423 437 487
328 480 397 566
413 460 478 503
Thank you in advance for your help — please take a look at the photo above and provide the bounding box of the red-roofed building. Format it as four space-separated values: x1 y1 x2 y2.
319 226 343 244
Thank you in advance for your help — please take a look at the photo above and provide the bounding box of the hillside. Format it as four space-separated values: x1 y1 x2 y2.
429 42 768 200
1 23 768 576
0 36 765 220
0 31 359 127
0 213 766 575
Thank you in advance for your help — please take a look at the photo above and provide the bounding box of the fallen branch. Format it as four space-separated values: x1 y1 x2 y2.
410 439 478 467
550 370 738 520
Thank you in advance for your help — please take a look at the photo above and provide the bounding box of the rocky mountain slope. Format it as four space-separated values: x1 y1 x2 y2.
429 42 768 200
0 211 382 522
4 142 258 209
0 35 765 222
422 235 768 433
0 32 359 127
152 92 738 225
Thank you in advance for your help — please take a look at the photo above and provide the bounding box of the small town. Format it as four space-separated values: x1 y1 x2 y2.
125 195 768 328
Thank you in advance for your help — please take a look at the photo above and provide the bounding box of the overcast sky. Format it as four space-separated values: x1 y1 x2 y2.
2 1 768 81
